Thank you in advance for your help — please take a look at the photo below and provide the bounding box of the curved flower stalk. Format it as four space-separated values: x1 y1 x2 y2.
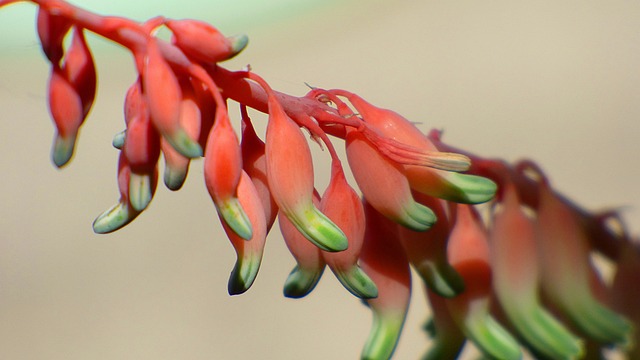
2 0 640 358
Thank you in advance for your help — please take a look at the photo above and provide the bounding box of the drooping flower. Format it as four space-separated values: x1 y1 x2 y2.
320 164 378 299
445 204 521 360
47 64 83 167
397 192 464 298
142 37 202 158
422 287 466 360
359 201 412 360
165 18 248 64
345 126 436 232
265 94 347 252
204 109 252 240
279 193 326 298
489 182 583 359
221 171 267 296
533 179 632 347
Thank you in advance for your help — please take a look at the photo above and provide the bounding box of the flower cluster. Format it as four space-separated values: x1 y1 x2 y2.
2 0 639 359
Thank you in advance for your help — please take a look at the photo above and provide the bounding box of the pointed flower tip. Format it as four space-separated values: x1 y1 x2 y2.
296 208 348 252
92 201 139 234
227 256 260 296
335 266 379 299
228 34 249 57
401 202 437 232
219 198 254 240
167 128 203 158
444 172 497 204
128 173 153 211
465 316 522 360
283 265 323 299
52 134 76 168
163 166 187 191
361 312 405 360
420 262 465 298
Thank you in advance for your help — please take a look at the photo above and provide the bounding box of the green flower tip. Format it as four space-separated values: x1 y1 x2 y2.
361 313 405 360
228 255 260 296
219 198 253 240
283 265 324 299
419 261 465 298
167 128 203 158
400 202 437 232
92 201 139 234
447 173 497 204
466 315 522 360
292 208 348 252
163 165 187 191
129 173 153 211
52 134 77 168
334 266 378 299
228 34 249 57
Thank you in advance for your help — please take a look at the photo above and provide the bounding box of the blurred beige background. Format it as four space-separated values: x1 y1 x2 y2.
1 1 639 359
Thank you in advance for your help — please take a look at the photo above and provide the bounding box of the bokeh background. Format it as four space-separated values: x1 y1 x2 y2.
1 1 638 359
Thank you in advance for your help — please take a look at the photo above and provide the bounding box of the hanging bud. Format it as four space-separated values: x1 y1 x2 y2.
265 97 347 252
534 181 632 347
446 204 522 360
490 182 583 359
421 287 466 360
62 27 96 119
37 7 72 65
345 127 436 231
241 113 278 230
165 19 248 63
320 165 378 299
279 194 326 298
92 153 145 234
398 193 464 298
143 38 202 158
47 65 83 167
359 201 411 360
222 171 268 296
204 111 253 240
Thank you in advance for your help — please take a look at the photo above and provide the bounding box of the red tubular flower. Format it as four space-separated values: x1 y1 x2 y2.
47 64 83 167
446 204 521 360
92 152 151 234
36 6 71 65
534 180 632 347
142 38 202 158
161 78 208 191
359 201 411 360
320 164 378 299
221 171 267 296
165 19 248 64
122 80 160 212
279 194 326 299
489 182 583 359
345 127 436 231
339 91 496 204
62 27 96 120
397 192 464 298
422 287 466 360
265 95 347 252
204 110 252 240
241 111 278 231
